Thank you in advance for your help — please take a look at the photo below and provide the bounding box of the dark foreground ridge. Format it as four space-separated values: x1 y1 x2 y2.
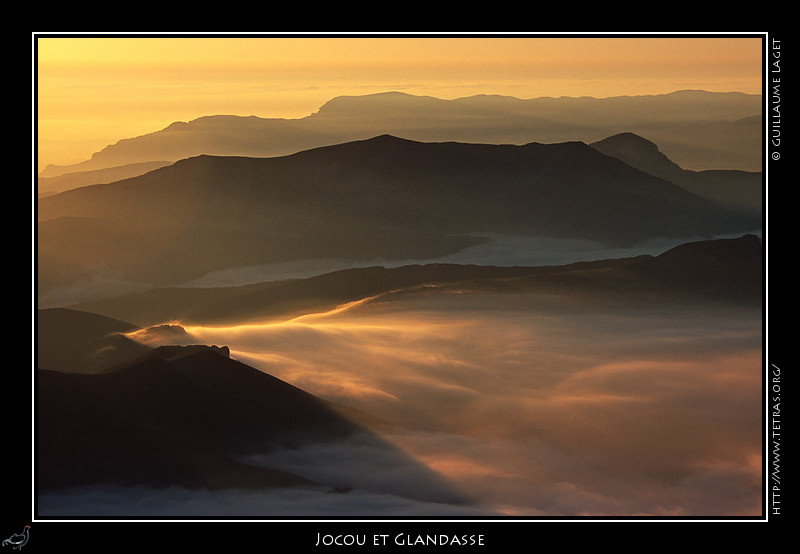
37 345 344 492
36 341 470 507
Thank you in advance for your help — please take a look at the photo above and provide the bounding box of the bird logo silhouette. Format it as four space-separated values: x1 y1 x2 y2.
2 526 29 550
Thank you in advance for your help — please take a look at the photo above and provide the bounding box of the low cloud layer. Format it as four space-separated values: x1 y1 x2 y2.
175 291 763 517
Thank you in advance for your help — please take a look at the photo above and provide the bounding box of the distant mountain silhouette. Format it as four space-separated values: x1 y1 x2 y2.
38 90 762 189
591 133 688 181
37 135 759 298
71 235 762 328
591 132 762 216
37 161 171 197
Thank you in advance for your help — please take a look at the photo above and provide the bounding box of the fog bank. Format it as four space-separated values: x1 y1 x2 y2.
180 291 762 516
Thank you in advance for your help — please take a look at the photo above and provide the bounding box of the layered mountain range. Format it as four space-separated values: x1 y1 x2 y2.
38 90 762 190
67 234 763 328
37 133 761 304
32 87 766 519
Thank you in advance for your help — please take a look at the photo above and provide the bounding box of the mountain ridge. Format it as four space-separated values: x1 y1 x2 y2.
36 326 471 505
590 132 762 214
67 234 762 328
37 134 759 300
36 346 342 492
39 89 762 182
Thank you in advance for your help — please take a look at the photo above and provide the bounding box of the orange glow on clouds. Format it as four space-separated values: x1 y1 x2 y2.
170 291 763 516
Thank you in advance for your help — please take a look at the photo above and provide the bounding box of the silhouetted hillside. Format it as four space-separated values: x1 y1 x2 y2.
37 135 758 299
591 132 762 215
71 235 762 328
37 161 171 197
37 307 150 373
38 90 762 188
641 232 762 299
501 233 763 306
37 340 474 506
37 345 361 491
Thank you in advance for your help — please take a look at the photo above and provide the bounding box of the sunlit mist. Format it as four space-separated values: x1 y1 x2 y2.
163 290 765 516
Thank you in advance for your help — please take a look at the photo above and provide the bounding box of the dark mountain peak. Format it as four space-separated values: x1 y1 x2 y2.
149 344 231 361
593 132 659 152
590 132 763 218
591 132 684 176
98 343 232 375
279 133 430 165
364 133 415 144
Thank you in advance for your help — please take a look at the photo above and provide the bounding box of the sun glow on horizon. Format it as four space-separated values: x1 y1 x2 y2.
35 34 764 168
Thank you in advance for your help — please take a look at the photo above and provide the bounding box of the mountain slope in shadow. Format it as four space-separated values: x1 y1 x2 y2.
36 330 472 508
479 232 763 310
591 132 762 216
37 135 758 300
37 347 323 492
37 307 150 373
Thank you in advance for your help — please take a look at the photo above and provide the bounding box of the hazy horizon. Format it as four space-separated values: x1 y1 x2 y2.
35 34 764 169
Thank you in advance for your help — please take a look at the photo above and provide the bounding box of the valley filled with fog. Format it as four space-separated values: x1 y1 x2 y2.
35 87 765 520
38 272 762 517
181 290 762 516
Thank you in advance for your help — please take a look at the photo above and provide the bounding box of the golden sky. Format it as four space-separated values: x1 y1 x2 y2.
35 34 765 168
